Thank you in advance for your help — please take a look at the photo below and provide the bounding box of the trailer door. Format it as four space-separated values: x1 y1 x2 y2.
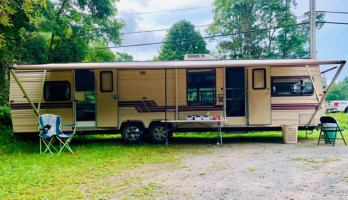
96 69 118 127
248 67 271 125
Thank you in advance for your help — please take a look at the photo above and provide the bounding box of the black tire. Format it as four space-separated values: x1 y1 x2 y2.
149 122 172 143
345 107 348 113
121 123 144 143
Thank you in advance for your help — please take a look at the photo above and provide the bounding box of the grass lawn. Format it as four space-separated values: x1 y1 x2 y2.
0 113 347 199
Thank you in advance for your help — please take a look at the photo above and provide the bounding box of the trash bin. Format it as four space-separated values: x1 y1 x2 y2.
322 123 337 144
282 125 298 144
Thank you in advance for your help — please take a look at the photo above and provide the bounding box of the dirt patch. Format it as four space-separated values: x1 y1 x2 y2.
103 141 348 199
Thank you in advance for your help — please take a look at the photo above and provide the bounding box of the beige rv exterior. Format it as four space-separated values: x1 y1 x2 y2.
9 59 344 142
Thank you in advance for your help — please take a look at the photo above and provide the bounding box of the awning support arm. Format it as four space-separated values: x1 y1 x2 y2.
10 69 40 117
38 70 47 113
305 65 320 102
306 61 346 127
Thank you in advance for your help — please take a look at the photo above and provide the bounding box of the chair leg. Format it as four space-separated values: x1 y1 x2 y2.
318 130 323 145
40 137 42 154
339 130 347 146
42 139 54 155
57 137 74 154
333 132 337 147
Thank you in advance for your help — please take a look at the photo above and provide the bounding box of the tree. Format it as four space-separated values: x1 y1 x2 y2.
85 42 116 62
156 20 209 61
84 42 133 62
115 52 133 62
42 0 124 63
0 0 46 106
209 0 324 59
326 77 348 101
209 0 263 59
0 0 124 106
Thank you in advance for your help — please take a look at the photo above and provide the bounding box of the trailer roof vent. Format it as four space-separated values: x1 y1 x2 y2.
184 54 216 61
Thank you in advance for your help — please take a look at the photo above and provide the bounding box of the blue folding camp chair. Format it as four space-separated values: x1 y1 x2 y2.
38 114 59 154
38 114 77 154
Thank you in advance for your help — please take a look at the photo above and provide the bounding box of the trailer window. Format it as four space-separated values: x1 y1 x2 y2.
252 69 266 89
100 71 113 92
44 81 71 101
272 77 313 96
187 69 216 105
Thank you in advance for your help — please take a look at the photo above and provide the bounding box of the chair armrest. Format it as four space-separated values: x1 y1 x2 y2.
62 123 78 133
62 124 73 128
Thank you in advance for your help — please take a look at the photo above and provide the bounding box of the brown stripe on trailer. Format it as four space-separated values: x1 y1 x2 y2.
118 101 223 113
271 103 317 110
10 103 73 110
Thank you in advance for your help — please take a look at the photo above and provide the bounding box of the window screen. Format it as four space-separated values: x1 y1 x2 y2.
75 69 95 91
187 69 216 105
252 69 266 89
272 77 313 96
100 71 113 92
44 81 71 101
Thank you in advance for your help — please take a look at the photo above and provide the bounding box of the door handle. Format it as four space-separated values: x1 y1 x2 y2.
112 94 118 99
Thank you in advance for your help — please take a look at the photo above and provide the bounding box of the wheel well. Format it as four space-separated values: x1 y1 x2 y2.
149 121 172 130
120 121 145 132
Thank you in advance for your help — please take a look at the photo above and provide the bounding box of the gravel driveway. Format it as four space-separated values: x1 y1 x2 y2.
109 139 348 200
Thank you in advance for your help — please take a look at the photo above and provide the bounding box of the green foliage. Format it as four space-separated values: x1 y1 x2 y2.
85 42 116 62
156 20 209 61
115 52 133 62
43 0 123 63
20 33 50 64
0 0 126 110
0 106 11 126
0 68 9 107
326 77 348 101
209 0 325 59
85 42 133 62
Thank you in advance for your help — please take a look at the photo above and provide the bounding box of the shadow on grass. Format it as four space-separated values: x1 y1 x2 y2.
170 135 284 145
3 126 320 155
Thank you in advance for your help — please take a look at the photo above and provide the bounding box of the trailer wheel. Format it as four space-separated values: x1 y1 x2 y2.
345 107 348 113
149 123 172 143
122 123 144 143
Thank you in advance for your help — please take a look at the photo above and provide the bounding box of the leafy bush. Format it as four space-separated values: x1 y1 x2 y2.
0 106 12 126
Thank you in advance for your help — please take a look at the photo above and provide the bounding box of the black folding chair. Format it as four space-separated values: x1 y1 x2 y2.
318 116 347 147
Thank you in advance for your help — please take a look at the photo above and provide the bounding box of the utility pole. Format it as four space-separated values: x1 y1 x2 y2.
310 0 316 59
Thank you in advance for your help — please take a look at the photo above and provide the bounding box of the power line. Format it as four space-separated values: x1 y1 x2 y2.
109 21 348 49
104 22 310 49
121 24 210 35
317 11 348 15
118 6 211 16
319 21 348 25
121 13 309 35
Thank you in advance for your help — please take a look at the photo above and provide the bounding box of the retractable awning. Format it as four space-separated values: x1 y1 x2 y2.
12 59 344 70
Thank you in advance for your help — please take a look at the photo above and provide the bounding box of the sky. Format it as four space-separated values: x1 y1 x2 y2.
114 0 348 82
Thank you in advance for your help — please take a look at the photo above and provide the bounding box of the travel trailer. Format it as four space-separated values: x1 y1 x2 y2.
9 55 345 142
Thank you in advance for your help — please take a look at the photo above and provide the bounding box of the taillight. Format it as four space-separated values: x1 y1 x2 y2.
334 102 339 107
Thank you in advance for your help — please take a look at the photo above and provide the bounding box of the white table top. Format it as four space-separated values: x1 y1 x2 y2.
160 119 227 123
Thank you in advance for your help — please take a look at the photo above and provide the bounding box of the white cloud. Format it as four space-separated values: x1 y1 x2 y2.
113 0 348 83
113 0 214 60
